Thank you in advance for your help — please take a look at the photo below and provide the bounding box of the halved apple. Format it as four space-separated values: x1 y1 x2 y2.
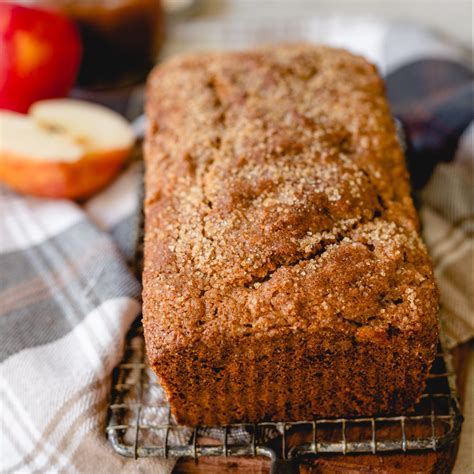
0 99 134 199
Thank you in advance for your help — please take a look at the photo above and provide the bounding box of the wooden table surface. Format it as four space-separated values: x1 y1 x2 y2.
173 343 471 474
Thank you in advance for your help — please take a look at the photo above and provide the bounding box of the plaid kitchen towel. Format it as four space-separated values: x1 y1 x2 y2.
1 15 473 474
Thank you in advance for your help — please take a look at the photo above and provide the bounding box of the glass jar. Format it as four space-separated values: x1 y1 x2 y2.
30 0 165 88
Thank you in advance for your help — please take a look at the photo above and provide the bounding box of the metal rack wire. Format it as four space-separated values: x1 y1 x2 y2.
107 320 463 467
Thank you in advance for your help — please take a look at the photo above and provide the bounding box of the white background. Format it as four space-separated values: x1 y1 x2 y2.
196 0 473 49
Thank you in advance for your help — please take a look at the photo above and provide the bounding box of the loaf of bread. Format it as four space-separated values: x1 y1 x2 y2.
143 44 439 426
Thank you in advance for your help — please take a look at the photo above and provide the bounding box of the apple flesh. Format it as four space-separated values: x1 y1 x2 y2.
0 100 135 199
0 3 82 113
30 99 135 158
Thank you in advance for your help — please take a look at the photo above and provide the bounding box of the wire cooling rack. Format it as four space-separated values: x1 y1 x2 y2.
107 320 462 468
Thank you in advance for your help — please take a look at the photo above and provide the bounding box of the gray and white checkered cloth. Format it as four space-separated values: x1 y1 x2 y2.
1 15 472 474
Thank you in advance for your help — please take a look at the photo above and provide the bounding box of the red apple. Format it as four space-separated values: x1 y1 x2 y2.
0 3 82 113
0 99 135 199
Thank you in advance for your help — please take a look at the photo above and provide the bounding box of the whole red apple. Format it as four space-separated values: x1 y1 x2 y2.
0 3 82 113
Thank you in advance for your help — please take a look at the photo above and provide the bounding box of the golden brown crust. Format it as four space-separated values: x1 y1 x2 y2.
143 44 439 425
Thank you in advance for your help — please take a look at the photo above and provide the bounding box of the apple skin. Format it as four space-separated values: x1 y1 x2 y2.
0 3 82 113
0 149 129 199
